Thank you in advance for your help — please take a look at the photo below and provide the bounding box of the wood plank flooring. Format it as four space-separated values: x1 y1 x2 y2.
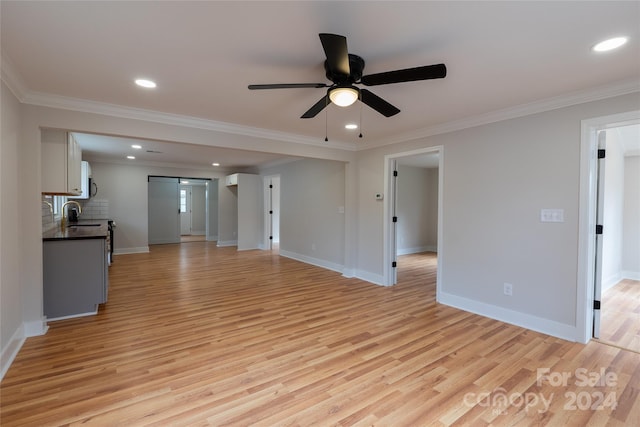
599 279 640 353
1 245 639 426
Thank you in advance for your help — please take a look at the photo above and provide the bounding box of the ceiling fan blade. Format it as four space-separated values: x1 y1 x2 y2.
360 89 400 117
319 33 350 77
301 94 330 119
248 83 328 90
361 63 447 86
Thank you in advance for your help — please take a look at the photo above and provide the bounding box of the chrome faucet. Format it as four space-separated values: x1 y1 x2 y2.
61 200 82 229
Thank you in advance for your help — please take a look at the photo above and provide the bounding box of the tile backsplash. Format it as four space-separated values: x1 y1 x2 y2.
79 198 110 220
41 195 55 232
41 196 110 232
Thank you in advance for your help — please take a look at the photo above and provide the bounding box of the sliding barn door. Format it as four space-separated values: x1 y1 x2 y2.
148 176 180 245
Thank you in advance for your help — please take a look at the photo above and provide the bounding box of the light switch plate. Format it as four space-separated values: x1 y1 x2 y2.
540 209 564 223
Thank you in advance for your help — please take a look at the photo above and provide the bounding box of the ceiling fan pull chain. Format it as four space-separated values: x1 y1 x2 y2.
325 97 329 142
359 95 364 139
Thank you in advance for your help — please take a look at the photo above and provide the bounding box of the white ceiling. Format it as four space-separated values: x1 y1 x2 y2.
2 1 639 169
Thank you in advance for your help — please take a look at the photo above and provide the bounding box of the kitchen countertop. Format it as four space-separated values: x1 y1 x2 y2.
43 219 109 241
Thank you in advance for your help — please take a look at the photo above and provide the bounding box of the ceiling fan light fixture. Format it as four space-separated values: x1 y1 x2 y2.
329 86 359 107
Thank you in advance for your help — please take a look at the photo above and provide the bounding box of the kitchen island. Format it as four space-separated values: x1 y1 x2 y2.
43 220 109 320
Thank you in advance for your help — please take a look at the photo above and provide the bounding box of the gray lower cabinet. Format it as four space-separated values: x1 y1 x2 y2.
43 238 108 319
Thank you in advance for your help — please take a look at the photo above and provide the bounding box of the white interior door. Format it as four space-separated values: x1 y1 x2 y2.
391 160 398 285
180 186 192 235
264 175 281 249
148 177 180 245
593 131 606 338
272 177 280 243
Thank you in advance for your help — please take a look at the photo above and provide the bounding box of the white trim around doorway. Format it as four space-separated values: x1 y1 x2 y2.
383 146 444 297
577 110 640 344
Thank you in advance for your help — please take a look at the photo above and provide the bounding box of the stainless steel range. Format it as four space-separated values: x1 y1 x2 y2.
107 220 116 264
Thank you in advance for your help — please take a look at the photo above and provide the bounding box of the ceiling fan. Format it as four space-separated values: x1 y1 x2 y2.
248 33 447 119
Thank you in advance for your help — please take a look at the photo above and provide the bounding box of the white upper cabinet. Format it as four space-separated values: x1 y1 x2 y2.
225 173 238 186
41 129 82 195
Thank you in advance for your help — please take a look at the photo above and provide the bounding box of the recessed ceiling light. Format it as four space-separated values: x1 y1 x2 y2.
135 79 157 88
212 162 220 167
181 180 190 184
126 155 136 160
592 37 628 52
131 144 142 149
345 123 358 130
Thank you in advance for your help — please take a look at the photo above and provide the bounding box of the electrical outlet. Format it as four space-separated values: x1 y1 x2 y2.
504 283 513 296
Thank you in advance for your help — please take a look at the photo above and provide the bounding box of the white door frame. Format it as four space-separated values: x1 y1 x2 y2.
577 110 640 343
383 146 444 295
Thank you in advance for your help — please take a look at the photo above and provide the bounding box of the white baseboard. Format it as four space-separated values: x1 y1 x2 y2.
438 291 578 342
342 268 355 278
279 250 344 275
46 309 98 322
217 240 237 247
397 245 437 256
1 319 48 381
1 325 25 381
24 319 48 337
602 273 623 292
355 270 386 286
114 246 149 255
622 270 640 281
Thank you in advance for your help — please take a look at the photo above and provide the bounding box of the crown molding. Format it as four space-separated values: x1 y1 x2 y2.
0 52 28 102
358 79 640 151
4 48 637 154
85 155 236 173
18 90 357 152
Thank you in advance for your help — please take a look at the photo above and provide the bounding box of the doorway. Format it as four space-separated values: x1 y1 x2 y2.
595 124 640 352
384 147 443 293
180 180 207 239
577 111 640 345
395 157 440 298
148 176 215 245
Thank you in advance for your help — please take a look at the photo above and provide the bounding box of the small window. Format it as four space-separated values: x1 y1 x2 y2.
53 195 67 216
180 189 187 213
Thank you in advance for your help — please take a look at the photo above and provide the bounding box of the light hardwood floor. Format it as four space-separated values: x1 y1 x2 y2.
599 279 640 353
1 246 639 426
181 235 207 243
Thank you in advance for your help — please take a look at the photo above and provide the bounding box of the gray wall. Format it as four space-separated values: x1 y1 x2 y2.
90 162 222 253
602 128 626 290
622 156 640 278
262 158 346 271
396 165 438 254
2 79 639 380
355 92 640 340
1 82 23 376
207 180 219 241
191 185 206 235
